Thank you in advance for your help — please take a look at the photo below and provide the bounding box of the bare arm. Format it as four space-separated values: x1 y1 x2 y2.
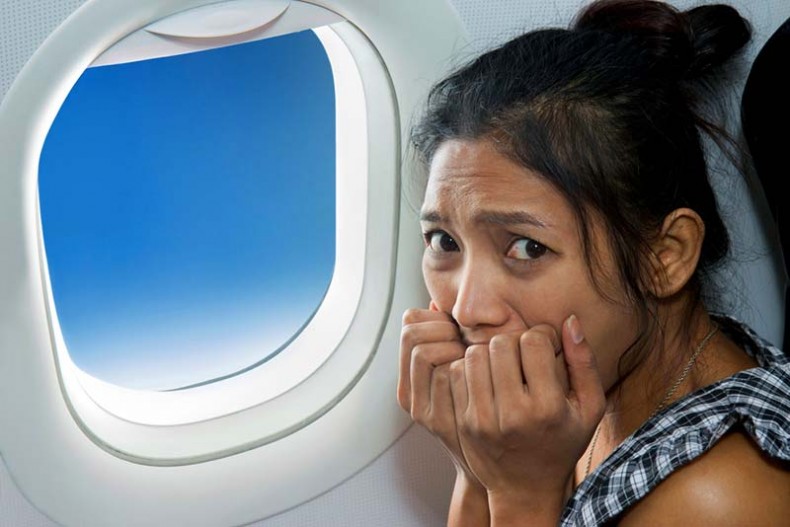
448 473 491 527
619 429 790 526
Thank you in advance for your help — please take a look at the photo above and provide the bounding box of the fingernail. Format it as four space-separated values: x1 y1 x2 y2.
568 314 584 345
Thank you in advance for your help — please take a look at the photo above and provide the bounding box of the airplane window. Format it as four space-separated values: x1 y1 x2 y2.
2 0 463 518
38 29 336 391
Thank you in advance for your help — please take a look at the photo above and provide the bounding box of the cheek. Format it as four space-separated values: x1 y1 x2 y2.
512 292 559 327
577 300 643 389
509 279 581 330
422 256 455 309
509 277 638 378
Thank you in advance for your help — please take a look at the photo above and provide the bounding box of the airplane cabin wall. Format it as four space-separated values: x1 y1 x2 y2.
1 0 788 526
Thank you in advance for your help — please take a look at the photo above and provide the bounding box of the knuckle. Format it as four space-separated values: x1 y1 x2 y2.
489 333 514 352
449 359 465 380
520 327 557 351
460 413 491 441
534 400 565 426
457 417 477 438
433 364 451 385
400 323 419 348
402 308 423 326
465 344 488 360
411 344 431 367
488 341 509 356
497 414 522 436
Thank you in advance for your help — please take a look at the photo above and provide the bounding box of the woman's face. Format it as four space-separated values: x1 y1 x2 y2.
420 139 642 391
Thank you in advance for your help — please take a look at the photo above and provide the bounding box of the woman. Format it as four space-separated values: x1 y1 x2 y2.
397 0 790 525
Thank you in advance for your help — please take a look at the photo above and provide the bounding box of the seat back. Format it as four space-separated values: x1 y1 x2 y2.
741 15 790 349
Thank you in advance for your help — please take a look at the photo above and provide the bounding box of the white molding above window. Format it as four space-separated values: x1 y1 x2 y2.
92 1 343 67
145 0 291 39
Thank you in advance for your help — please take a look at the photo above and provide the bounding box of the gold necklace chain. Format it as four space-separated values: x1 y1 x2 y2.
583 324 720 479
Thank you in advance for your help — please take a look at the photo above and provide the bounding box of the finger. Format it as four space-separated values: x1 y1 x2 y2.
401 320 460 351
562 315 606 426
555 345 571 395
488 332 525 402
462 344 496 430
398 311 462 410
402 307 455 326
410 341 467 418
400 318 462 396
449 358 468 420
429 300 440 312
427 363 456 433
518 325 564 399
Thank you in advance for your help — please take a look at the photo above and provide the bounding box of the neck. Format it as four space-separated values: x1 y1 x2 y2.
606 302 714 439
577 300 719 482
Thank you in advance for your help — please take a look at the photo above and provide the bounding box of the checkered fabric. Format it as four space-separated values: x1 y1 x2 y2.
560 315 790 526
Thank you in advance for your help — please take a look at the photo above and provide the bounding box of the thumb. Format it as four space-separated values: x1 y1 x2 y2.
562 315 605 425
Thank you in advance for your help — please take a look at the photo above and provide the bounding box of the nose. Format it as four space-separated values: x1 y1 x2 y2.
451 259 511 333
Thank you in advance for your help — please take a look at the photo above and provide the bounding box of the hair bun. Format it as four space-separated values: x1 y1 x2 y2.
573 0 750 79
686 4 750 76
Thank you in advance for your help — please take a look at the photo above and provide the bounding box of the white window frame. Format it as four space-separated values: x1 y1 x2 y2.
34 1 394 463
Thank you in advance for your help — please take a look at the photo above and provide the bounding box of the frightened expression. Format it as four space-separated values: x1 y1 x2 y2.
420 139 642 391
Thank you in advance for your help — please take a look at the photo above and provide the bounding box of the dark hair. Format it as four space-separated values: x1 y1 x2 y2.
411 0 751 364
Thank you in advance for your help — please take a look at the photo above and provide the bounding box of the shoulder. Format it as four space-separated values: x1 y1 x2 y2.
618 429 790 527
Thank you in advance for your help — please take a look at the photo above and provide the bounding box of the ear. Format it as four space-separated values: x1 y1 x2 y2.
648 208 705 298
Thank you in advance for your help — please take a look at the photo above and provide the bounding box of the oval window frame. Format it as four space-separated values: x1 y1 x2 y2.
34 2 394 464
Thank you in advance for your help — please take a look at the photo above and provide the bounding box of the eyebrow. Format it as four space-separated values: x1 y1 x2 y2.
420 209 549 228
420 210 443 223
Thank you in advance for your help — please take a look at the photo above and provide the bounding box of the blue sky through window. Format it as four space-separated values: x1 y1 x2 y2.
39 30 336 390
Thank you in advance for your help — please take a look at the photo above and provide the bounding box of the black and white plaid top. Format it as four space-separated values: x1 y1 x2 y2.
560 315 790 526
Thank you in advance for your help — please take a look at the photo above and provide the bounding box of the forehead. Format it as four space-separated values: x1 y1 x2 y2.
423 139 570 222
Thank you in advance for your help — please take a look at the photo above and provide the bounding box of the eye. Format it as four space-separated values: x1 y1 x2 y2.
424 230 459 253
506 237 548 260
